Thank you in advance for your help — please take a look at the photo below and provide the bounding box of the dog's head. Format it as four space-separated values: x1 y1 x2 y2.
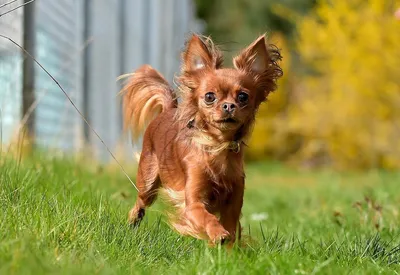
178 34 282 142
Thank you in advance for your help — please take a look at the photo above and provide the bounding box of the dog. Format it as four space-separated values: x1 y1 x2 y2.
122 34 282 244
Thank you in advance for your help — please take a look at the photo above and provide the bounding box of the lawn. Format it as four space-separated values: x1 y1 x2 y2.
1 155 400 274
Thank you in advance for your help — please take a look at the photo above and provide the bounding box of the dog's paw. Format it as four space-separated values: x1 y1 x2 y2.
128 207 145 228
206 222 230 244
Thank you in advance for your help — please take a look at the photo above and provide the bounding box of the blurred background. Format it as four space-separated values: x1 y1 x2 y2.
0 0 399 171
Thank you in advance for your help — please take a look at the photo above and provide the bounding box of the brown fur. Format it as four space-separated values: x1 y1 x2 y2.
121 34 282 245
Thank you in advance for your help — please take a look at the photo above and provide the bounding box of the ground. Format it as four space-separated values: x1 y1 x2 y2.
1 155 400 274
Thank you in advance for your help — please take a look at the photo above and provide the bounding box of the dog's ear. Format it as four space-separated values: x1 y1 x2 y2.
182 34 222 73
233 35 270 74
233 35 282 103
179 34 223 90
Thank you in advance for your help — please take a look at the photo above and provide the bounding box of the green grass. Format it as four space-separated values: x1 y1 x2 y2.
1 155 400 274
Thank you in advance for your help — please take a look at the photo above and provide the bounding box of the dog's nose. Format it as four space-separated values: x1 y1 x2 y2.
222 103 236 114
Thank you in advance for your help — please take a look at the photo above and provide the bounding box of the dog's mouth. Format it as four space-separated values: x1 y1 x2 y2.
215 117 238 124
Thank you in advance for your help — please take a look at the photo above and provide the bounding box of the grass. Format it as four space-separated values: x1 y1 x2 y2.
1 155 400 274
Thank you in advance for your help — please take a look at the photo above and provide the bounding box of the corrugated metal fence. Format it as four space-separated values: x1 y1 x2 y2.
35 0 83 151
0 0 23 144
0 0 200 160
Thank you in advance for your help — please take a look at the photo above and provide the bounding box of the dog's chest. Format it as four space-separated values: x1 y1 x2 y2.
206 152 243 183
206 156 243 202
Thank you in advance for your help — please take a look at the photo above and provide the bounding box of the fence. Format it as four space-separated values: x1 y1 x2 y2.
0 0 201 160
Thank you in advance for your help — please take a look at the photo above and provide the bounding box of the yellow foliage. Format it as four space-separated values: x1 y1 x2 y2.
291 0 400 169
248 0 400 170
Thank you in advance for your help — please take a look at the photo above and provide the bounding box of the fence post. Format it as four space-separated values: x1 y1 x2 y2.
82 0 91 144
22 0 36 143
118 0 126 133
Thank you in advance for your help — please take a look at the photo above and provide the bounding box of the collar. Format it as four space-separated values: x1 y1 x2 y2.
227 140 241 153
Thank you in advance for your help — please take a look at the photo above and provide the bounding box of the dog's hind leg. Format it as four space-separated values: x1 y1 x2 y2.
128 150 160 227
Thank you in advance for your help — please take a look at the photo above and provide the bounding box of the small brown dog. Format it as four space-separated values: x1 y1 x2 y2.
122 34 282 244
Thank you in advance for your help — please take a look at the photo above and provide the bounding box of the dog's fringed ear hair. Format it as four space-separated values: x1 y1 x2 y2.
180 34 223 89
233 35 282 103
182 34 222 72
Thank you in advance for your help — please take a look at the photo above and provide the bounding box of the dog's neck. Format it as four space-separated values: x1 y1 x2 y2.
186 118 247 154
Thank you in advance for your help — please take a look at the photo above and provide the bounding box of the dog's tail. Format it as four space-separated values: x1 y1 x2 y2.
121 65 177 140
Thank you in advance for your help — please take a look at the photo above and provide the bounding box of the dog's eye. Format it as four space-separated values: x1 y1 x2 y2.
204 92 216 104
237 92 249 103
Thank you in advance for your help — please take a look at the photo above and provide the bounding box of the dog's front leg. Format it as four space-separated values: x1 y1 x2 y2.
220 178 244 244
183 169 229 243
